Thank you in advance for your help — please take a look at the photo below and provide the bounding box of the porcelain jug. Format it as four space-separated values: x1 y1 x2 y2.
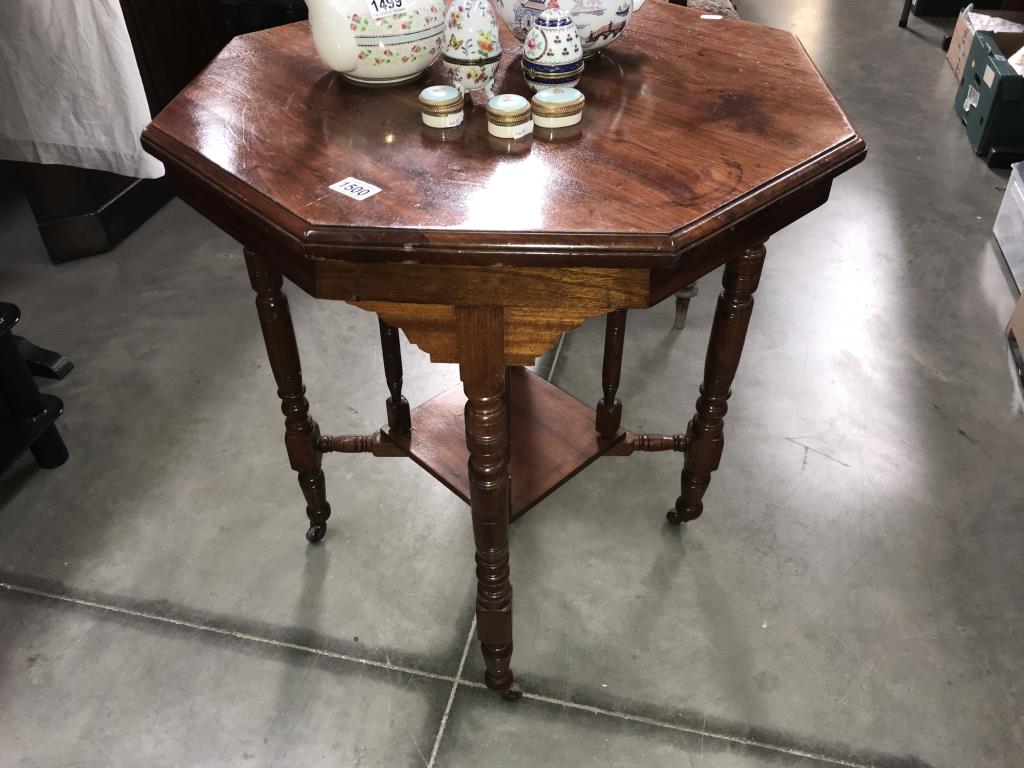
306 0 445 86
495 0 645 57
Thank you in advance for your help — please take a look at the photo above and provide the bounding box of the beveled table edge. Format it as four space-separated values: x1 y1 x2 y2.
142 119 866 271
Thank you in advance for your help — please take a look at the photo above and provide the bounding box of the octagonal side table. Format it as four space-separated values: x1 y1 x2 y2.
142 1 866 697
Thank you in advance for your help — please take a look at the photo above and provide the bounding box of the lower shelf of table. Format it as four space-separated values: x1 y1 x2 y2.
382 367 624 520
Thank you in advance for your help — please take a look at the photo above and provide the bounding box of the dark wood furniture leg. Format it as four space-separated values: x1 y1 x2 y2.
456 305 519 699
378 319 411 434
898 0 913 27
596 309 627 437
670 243 766 524
673 283 699 330
244 249 332 543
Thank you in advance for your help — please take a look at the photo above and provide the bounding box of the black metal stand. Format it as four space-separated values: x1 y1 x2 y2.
1 303 69 475
13 335 74 379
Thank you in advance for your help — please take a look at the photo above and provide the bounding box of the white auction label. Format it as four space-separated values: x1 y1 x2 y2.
367 0 405 20
439 112 464 128
330 177 381 200
512 121 533 140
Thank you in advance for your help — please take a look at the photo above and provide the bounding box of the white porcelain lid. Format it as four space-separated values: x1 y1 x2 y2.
418 85 463 108
486 93 531 118
534 8 573 27
532 87 585 111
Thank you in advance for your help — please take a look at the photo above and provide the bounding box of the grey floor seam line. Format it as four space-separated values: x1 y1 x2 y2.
2 579 879 768
512 691 877 768
0 582 459 685
427 616 477 768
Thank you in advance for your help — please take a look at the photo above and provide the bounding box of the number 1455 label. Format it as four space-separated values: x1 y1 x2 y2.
368 0 404 20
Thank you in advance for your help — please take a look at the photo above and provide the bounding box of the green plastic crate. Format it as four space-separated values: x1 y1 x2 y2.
954 31 1024 154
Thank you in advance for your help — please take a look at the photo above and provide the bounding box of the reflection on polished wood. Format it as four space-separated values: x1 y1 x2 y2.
141 2 863 269
143 0 865 696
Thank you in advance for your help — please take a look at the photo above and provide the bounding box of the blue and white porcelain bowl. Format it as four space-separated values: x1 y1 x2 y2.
521 9 583 91
496 0 646 58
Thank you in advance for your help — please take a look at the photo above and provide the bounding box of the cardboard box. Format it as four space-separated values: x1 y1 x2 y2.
1008 292 1024 394
954 31 1024 154
947 6 1024 82
1010 294 1024 391
1010 291 1024 339
995 163 1024 292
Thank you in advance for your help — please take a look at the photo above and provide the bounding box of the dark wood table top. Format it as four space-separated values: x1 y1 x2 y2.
142 0 864 269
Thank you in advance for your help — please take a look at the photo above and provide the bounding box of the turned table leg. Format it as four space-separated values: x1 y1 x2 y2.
596 309 627 437
670 243 766 525
456 306 519 699
378 319 411 434
244 249 332 543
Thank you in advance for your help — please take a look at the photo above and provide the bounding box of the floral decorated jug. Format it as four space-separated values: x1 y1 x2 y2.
306 0 445 86
443 0 502 97
495 0 645 58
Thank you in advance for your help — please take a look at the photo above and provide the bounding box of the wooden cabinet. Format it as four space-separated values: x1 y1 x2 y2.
16 0 229 263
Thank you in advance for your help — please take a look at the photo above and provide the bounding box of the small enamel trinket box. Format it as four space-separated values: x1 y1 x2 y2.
486 93 533 139
418 85 465 128
521 8 583 91
531 86 584 128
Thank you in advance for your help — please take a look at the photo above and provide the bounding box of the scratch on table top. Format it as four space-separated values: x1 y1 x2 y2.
303 193 331 208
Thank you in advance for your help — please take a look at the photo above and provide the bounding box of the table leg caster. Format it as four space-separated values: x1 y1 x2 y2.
306 522 327 543
667 500 702 526
500 682 523 701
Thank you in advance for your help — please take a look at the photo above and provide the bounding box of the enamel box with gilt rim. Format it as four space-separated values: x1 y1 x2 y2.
306 0 445 86
443 0 503 97
521 9 583 91
486 93 534 139
418 84 465 127
531 86 584 127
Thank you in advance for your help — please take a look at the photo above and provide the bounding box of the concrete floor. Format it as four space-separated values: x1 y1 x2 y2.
2 1 1023 766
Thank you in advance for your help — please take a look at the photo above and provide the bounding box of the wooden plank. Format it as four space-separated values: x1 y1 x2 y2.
317 262 650 309
350 301 624 365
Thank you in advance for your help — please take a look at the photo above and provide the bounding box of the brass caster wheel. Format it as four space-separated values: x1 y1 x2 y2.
306 523 327 543
500 682 523 702
666 510 684 526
